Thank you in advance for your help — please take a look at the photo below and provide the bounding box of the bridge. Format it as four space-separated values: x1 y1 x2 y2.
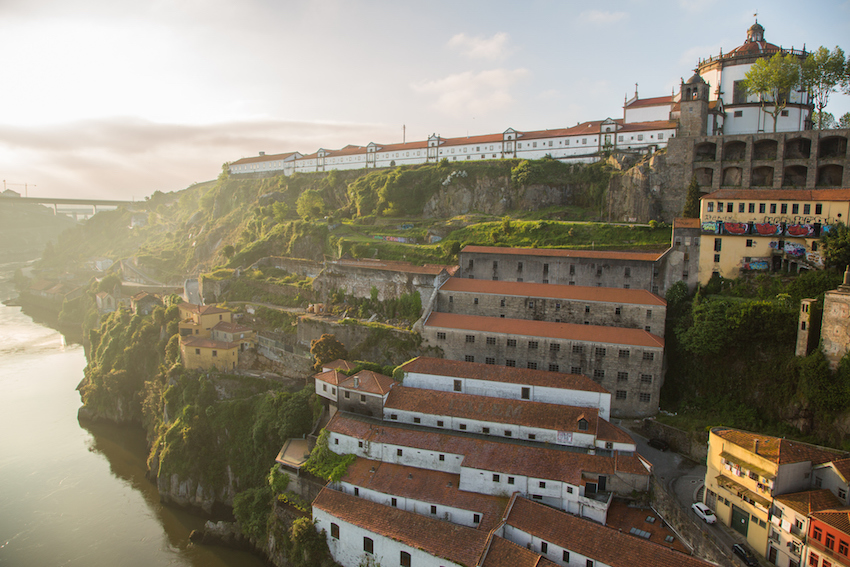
0 195 138 216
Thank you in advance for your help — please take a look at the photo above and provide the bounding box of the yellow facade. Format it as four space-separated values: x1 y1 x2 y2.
699 189 850 284
178 305 233 338
180 338 239 371
705 428 776 556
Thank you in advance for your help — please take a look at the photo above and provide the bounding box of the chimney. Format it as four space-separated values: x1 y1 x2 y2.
259 151 265 156
354 376 360 388
754 439 759 454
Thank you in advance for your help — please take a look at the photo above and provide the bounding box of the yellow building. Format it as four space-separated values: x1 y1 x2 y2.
698 189 850 284
178 304 233 338
180 336 239 372
704 427 842 559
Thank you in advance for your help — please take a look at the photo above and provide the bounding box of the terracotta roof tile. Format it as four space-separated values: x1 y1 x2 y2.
712 428 845 465
597 418 638 446
625 96 674 108
180 336 238 350
314 369 347 386
617 120 678 132
312 487 489 566
211 320 253 334
604 500 690 553
385 385 611 438
338 370 396 395
674 217 701 228
425 312 665 349
340 457 509 532
701 188 850 202
440 277 666 306
775 489 843 516
441 133 505 146
505 496 714 567
230 151 299 165
323 359 357 372
399 357 609 394
481 536 560 567
461 244 665 262
811 509 850 535
326 413 648 484
829 458 850 482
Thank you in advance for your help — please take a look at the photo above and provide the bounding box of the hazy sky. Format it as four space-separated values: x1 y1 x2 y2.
2 0 849 200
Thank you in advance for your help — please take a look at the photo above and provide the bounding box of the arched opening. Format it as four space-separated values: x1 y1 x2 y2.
695 142 717 161
818 136 848 159
722 167 743 186
695 168 713 187
751 166 774 187
783 165 808 187
784 138 812 159
723 141 747 161
817 164 844 187
753 139 778 160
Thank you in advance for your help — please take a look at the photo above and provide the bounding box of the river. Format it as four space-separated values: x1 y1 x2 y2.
0 262 267 567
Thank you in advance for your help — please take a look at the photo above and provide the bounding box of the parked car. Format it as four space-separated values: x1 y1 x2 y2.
733 544 758 566
647 438 669 451
691 502 717 524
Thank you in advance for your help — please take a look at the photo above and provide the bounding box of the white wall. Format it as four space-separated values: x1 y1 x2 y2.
625 105 671 124
328 431 465 473
501 523 611 567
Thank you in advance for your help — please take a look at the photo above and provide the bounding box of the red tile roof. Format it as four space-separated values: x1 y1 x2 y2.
775 489 843 516
828 458 850 482
701 188 850 202
425 312 665 349
811 509 850 535
211 320 253 334
373 140 429 152
230 151 299 165
339 457 509 532
481 536 560 567
625 96 674 108
314 369 347 386
312 487 489 566
327 413 648 484
441 133 505 147
604 500 690 553
385 385 610 439
712 428 845 465
674 217 701 228
339 370 396 395
461 244 665 262
440 277 666 306
399 357 609 393
323 359 357 372
505 496 714 567
617 120 678 132
519 120 612 140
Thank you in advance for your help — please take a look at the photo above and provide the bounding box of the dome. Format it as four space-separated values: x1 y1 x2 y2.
685 72 706 85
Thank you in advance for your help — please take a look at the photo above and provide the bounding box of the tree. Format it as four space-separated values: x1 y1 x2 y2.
840 112 850 129
811 111 837 130
743 53 801 132
802 46 847 129
682 176 701 218
222 244 235 259
821 223 850 269
310 334 348 372
296 190 326 220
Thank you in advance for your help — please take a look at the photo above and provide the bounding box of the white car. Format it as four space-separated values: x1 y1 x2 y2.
691 502 716 524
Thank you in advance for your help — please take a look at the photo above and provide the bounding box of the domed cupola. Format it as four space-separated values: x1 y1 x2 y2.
747 20 765 43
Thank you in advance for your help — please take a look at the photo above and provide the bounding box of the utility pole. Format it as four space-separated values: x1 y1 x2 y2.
403 124 406 144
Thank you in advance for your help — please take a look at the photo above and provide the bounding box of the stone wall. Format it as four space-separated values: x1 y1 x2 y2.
634 418 709 462
250 256 323 278
313 262 447 303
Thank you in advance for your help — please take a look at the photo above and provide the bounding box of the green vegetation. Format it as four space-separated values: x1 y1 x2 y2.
302 431 356 482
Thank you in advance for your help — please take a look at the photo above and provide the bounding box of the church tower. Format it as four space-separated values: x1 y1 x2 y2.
678 72 710 137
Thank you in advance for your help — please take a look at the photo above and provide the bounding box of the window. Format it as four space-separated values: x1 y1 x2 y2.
616 390 627 400
707 202 714 212
727 203 734 213
792 204 799 214
643 352 655 361
595 347 606 357
550 343 560 352
195 348 201 355
839 488 847 500
474 297 479 305
739 203 745 213
839 540 848 555
814 528 824 541
804 204 811 215
770 203 777 213
781 204 788 214
485 357 495 365
593 369 604 380
397 449 403 456
578 419 589 431
639 393 652 403
331 523 339 539
506 359 516 367
212 350 217 357
714 238 722 252
816 204 823 215
360 394 366 403
717 202 723 211
453 379 462 392
641 374 652 384
517 262 523 272
459 423 467 430
528 300 535 309
508 476 515 485
482 427 490 434
587 559 594 567
437 420 444 427
493 474 500 482
527 362 538 370
363 537 374 554
528 434 536 440
505 430 512 437
619 349 629 358
563 551 570 562
391 497 397 507
760 203 766 213
431 505 437 514
571 366 582 374
507 339 517 347
827 534 836 550
528 341 538 349
539 481 546 488
734 110 743 117
353 486 358 495
466 335 475 343
390 414 398 420
625 267 631 278
810 552 819 566
585 305 591 313
437 332 446 340
746 239 754 247
615 306 622 316
344 391 350 399
473 514 480 524
400 551 411 567
749 203 755 213
465 355 475 363
570 264 576 275
618 371 629 382
549 364 559 372
646 309 652 319
486 336 496 345
541 542 548 554
413 417 420 424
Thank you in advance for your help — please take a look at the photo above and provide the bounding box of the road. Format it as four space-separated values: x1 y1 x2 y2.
629 428 768 566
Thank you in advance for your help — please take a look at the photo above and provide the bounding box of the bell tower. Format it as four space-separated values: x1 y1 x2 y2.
679 71 710 137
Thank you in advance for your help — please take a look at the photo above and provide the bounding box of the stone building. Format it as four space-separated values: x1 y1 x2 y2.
815 270 850 369
435 277 666 335
314 369 396 419
422 312 664 418
313 258 455 303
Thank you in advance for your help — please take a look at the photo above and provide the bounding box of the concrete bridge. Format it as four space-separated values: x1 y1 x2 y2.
0 195 137 216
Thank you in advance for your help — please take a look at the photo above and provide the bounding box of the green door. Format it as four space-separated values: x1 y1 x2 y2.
731 505 749 537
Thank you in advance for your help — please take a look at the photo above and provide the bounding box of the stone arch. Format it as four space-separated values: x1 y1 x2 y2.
753 139 777 160
723 140 747 161
783 165 808 187
817 164 844 187
818 136 848 159
695 142 717 161
784 138 811 159
722 167 743 186
751 166 774 187
695 167 713 186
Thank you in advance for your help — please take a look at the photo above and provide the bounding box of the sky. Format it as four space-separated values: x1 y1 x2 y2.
1 0 849 201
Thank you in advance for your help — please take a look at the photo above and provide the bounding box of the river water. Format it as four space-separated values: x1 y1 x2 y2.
0 263 267 567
